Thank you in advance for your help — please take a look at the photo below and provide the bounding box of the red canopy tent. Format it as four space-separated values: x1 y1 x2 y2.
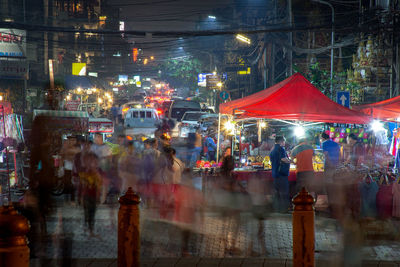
352 95 400 121
219 73 371 124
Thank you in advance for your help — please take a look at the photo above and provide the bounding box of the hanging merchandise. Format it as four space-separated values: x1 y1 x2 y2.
325 125 370 144
0 114 24 143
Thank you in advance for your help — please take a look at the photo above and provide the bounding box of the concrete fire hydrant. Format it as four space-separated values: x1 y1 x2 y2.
0 204 30 267
292 187 315 267
118 187 141 267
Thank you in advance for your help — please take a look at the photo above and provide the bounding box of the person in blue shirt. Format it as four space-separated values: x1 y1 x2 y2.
270 135 290 213
205 135 217 161
320 132 340 169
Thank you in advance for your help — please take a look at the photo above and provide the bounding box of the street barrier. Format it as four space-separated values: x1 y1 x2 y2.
118 187 141 267
0 204 30 267
292 187 315 267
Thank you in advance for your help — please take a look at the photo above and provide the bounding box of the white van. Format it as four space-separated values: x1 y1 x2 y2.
124 108 160 136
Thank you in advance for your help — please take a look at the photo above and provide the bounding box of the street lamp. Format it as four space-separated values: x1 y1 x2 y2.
236 34 251 45
312 0 334 98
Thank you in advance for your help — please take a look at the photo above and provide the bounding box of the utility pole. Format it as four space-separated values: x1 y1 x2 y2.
288 0 293 76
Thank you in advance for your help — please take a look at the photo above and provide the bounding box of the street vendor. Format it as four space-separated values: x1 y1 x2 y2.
291 137 315 195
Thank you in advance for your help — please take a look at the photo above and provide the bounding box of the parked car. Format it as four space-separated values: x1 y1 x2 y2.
124 108 160 137
179 111 208 138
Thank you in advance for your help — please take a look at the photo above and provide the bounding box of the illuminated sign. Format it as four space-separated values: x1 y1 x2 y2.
119 75 128 82
0 29 26 57
72 63 86 76
133 48 138 62
198 73 213 87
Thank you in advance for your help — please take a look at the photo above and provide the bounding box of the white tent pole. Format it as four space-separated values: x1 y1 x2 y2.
216 112 221 163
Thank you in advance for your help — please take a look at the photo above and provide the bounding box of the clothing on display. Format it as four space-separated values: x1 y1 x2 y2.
359 179 379 218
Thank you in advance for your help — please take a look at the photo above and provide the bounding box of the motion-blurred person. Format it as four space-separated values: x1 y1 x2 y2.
346 133 365 167
247 174 270 256
172 169 205 257
117 104 123 125
187 128 202 167
270 135 290 213
142 138 160 184
73 140 93 205
218 154 248 256
320 132 340 172
90 133 112 204
60 136 81 203
29 130 56 236
291 137 315 195
119 141 141 192
79 152 103 237
205 134 217 161
110 105 118 124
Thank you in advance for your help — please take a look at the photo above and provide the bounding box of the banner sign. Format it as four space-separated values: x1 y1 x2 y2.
206 75 220 90
198 73 213 87
65 100 81 111
0 29 26 57
0 60 28 79
72 63 87 76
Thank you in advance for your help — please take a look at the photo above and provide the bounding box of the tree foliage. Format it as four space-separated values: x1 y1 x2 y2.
159 57 202 90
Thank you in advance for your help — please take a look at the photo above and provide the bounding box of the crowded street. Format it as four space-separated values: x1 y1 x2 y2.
2 1 400 267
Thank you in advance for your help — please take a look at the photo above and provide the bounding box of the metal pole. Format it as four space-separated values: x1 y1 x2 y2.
263 45 267 88
1 106 10 202
288 0 293 76
216 112 221 163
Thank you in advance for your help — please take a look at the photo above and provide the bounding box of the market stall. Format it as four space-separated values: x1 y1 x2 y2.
29 109 90 196
216 73 372 185
0 101 25 203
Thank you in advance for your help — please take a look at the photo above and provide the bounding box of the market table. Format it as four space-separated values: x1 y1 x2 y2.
232 169 324 182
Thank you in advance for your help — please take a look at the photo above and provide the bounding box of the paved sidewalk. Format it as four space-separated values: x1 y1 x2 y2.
30 257 398 267
28 204 400 263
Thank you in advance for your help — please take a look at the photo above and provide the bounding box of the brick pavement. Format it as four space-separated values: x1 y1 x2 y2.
28 204 400 262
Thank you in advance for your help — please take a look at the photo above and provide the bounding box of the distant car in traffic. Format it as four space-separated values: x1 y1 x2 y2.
121 101 144 118
179 111 208 138
168 100 201 137
124 108 160 137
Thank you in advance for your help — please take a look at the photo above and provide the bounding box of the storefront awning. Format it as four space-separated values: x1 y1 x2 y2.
33 109 89 133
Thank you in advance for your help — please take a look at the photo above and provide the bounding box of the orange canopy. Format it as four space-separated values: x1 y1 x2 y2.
219 73 371 124
352 95 400 121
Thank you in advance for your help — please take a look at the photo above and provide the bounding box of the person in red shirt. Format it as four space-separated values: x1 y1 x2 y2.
291 137 315 195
